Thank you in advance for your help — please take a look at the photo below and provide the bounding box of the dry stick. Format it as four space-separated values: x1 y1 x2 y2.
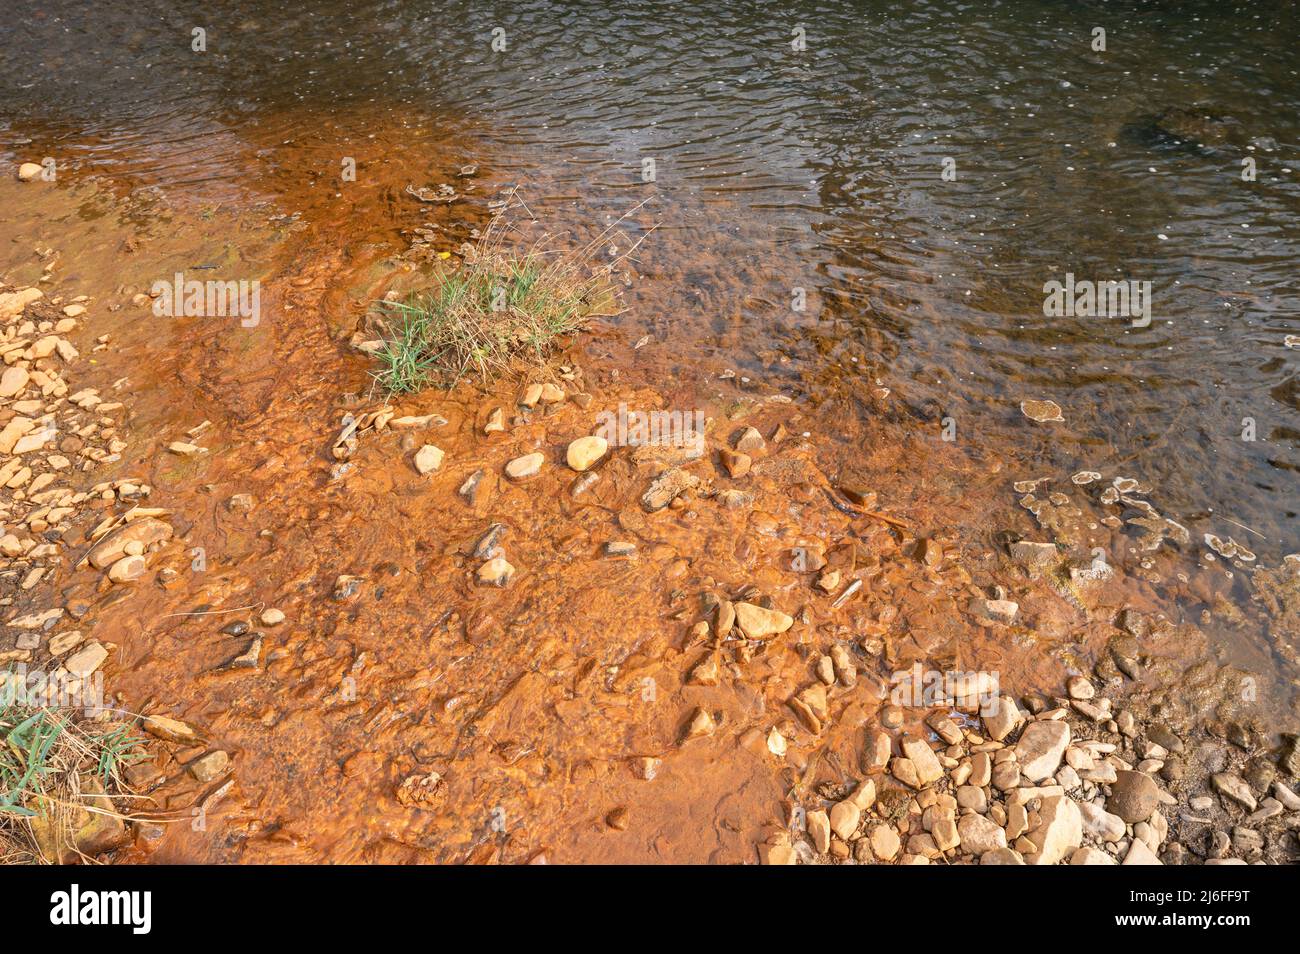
156 601 264 622
1220 516 1266 541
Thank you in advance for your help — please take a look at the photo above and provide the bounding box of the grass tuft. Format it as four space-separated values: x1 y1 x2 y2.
372 193 650 392
0 689 147 864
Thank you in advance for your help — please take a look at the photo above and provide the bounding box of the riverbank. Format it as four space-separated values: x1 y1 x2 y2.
2 164 1298 865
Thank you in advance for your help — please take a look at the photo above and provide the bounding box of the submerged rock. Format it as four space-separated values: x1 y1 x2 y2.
565 435 607 471
1020 399 1064 423
733 601 793 638
640 468 699 511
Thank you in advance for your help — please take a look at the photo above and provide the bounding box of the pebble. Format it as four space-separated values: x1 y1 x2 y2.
188 750 230 783
1071 846 1116 865
970 597 1019 624
260 608 285 626
869 825 900 861
891 757 920 789
1066 676 1095 700
505 452 545 479
1079 800 1126 842
1024 794 1082 865
477 557 515 587
414 444 444 474
901 737 945 785
687 654 720 687
1015 720 1070 782
829 800 861 840
0 366 29 398
766 728 786 757
1123 838 1163 865
1107 770 1161 823
982 695 1023 741
808 810 831 853
565 435 607 471
1020 399 1064 423
861 729 892 773
605 807 629 831
1272 781 1300 811
106 554 146 583
733 601 793 638
681 707 715 742
64 642 107 678
734 426 765 454
1211 773 1257 811
957 813 1006 853
720 448 751 478
143 715 200 745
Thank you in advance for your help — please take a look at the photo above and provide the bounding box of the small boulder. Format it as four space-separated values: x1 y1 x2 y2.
1107 770 1161 823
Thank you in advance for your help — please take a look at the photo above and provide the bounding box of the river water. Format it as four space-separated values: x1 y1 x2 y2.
1 0 1297 862
5 0 1296 545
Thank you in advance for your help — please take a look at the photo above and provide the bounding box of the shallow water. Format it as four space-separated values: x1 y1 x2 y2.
1 1 1298 863
5 0 1296 546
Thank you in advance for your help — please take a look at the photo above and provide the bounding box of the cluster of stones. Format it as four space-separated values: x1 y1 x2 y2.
760 674 1300 865
0 283 175 684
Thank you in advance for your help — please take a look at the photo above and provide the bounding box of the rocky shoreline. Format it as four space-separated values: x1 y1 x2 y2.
763 665 1300 865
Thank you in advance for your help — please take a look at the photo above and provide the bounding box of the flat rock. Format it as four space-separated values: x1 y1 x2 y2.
505 452 544 479
1021 399 1064 423
144 715 200 745
970 597 1018 624
901 736 944 786
1211 773 1257 811
87 517 173 569
640 467 699 511
734 601 793 639
0 366 29 398
1008 540 1059 567
958 813 1007 854
1024 795 1082 865
1015 720 1070 782
64 642 107 679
